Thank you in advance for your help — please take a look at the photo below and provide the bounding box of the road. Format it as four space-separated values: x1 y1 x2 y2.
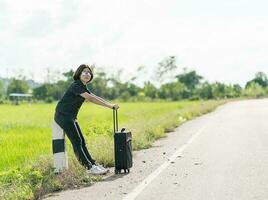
45 99 268 200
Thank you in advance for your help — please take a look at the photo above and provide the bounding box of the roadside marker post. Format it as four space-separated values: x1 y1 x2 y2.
52 121 68 173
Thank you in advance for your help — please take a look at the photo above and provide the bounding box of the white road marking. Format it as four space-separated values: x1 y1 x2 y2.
123 125 207 200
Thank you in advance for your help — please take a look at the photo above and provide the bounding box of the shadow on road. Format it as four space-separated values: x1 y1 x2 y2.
101 171 130 182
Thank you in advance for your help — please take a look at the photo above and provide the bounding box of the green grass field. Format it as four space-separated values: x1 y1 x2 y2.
0 100 227 199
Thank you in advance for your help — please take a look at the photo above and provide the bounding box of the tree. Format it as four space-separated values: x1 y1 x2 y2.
52 81 66 100
0 80 4 99
119 91 131 101
33 81 67 101
62 69 75 88
143 82 158 99
33 84 52 100
155 56 178 84
7 78 29 94
243 82 266 98
224 84 236 98
231 84 242 97
127 83 141 97
176 69 203 91
211 82 227 99
197 82 213 100
87 69 110 98
246 72 268 88
130 65 147 83
158 81 188 101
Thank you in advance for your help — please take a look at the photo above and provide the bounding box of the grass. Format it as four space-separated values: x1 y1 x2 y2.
0 100 228 199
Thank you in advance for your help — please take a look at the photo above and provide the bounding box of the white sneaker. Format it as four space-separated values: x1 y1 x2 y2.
87 165 108 175
96 164 109 173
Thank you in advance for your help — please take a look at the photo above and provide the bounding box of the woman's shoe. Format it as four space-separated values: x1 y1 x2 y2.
96 164 109 173
87 165 108 175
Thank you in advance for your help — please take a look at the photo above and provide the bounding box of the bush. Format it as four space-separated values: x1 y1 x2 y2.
45 97 53 103
243 83 267 98
0 157 96 200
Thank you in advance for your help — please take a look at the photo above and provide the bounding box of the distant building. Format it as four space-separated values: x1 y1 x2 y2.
9 93 33 105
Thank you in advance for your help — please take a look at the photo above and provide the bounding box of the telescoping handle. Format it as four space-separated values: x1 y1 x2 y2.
113 108 118 133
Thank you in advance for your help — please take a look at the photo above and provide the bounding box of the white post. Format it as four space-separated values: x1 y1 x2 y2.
52 120 68 173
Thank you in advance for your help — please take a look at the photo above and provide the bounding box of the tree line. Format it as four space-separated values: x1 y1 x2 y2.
0 56 268 103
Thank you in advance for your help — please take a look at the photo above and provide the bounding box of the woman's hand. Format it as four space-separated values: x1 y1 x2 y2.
111 104 119 110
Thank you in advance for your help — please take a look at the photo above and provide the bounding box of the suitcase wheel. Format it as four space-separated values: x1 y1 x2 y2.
115 168 130 174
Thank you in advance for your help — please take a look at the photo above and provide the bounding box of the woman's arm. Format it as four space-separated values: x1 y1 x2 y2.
80 92 119 109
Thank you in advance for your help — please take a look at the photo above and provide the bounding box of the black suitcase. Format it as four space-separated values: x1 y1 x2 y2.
113 109 133 174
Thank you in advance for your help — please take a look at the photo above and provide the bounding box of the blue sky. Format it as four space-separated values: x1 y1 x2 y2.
0 0 267 86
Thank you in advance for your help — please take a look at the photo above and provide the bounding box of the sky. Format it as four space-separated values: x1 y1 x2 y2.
0 0 268 86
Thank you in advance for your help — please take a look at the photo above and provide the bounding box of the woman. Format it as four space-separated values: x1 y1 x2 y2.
54 64 119 175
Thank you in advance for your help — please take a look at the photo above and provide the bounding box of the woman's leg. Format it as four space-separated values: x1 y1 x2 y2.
73 120 96 165
54 113 95 169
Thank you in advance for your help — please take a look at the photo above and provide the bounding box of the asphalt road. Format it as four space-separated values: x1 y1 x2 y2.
45 99 268 200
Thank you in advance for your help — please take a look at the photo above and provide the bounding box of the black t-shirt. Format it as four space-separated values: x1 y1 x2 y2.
55 80 91 119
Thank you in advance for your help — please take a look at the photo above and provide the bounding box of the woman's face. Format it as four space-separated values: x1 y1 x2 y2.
80 68 92 84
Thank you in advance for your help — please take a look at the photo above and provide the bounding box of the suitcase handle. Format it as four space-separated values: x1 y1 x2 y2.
113 108 119 133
